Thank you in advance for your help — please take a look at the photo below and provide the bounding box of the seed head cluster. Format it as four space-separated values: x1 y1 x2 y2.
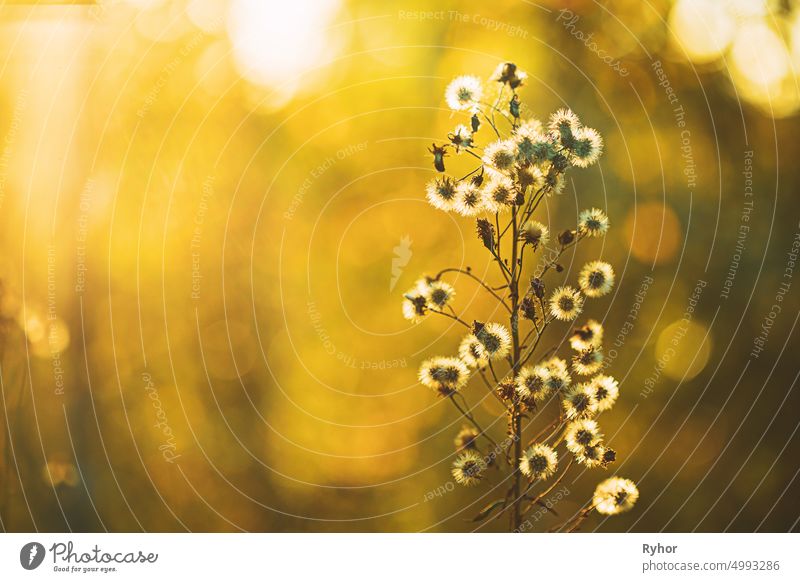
400 61 637 530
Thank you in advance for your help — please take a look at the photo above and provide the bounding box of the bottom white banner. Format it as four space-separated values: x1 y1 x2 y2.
0 533 796 581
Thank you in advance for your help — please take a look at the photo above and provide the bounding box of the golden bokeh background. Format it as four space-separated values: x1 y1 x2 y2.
0 0 798 532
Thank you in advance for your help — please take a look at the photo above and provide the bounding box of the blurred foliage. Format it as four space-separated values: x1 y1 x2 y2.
0 0 798 532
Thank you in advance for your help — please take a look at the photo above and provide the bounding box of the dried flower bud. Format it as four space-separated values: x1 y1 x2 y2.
555 263 564 273
530 277 545 299
470 173 484 187
602 448 617 466
551 153 570 171
491 62 527 89
448 125 473 152
558 229 575 246
520 296 536 321
476 218 495 252
496 378 516 402
510 94 520 119
471 113 481 133
428 143 448 172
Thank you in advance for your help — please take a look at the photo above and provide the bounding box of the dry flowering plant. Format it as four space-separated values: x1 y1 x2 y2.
403 62 639 531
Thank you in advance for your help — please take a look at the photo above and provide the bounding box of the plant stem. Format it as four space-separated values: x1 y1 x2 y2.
434 268 511 313
520 459 574 517
428 308 471 329
448 394 499 449
509 204 522 532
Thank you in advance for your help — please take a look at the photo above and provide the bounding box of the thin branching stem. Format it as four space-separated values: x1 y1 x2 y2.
526 413 562 447
448 394 499 449
434 268 511 313
429 308 471 329
521 459 574 517
509 202 523 531
477 368 507 406
486 360 500 385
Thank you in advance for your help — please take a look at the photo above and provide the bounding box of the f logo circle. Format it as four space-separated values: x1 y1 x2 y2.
20 542 45 570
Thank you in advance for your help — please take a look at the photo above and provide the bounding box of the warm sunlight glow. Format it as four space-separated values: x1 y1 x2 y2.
669 0 736 63
731 21 791 89
227 0 340 91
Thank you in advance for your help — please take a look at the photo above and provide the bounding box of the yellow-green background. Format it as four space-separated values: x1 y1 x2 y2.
0 0 798 532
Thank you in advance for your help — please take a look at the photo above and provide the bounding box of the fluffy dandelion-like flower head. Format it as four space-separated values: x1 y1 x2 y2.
454 425 479 451
520 220 550 247
549 286 584 321
593 477 639 515
591 374 619 412
481 176 515 213
544 170 566 195
570 319 604 351
544 365 571 393
454 181 483 216
516 117 543 136
515 365 552 402
577 443 615 468
570 127 603 167
514 163 545 190
445 75 483 111
425 176 457 211
572 346 604 376
458 334 489 369
402 281 429 322
418 356 470 396
475 322 512 359
544 356 569 377
514 121 548 164
452 450 486 486
548 108 581 139
578 208 610 237
483 139 518 174
520 444 558 480
562 383 598 419
579 260 615 298
565 418 603 454
424 280 456 310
